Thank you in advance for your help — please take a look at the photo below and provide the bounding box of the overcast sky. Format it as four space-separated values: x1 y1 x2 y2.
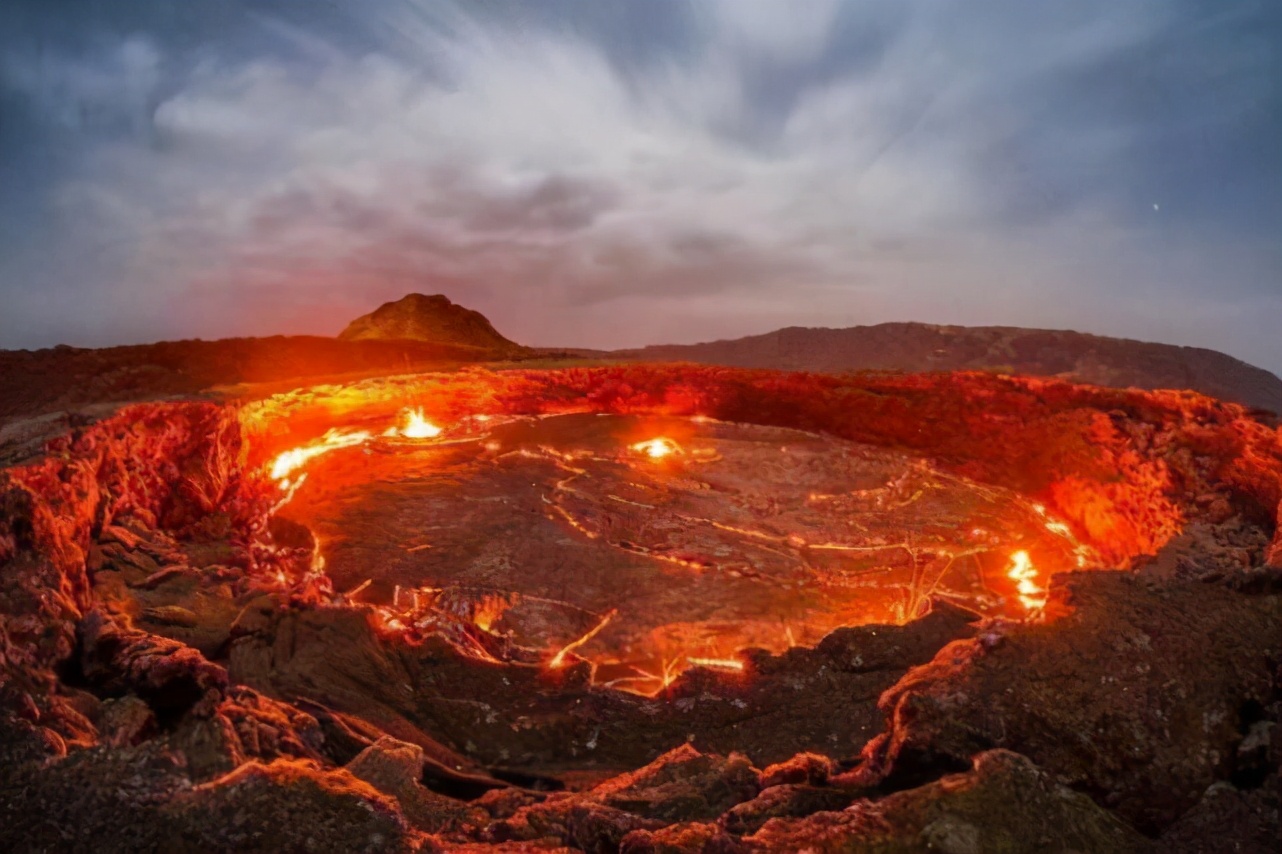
1 1 1279 370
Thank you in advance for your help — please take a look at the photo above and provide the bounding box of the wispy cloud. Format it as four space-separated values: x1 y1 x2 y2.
0 0 1278 370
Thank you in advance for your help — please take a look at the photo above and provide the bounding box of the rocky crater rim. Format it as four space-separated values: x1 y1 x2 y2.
2 365 1279 844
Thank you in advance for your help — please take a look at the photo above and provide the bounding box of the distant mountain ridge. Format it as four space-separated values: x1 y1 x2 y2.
612 323 1282 414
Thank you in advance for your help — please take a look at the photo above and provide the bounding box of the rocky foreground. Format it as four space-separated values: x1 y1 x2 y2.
0 366 1279 852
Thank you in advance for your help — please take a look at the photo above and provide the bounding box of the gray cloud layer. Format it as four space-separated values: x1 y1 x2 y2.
1 0 1278 371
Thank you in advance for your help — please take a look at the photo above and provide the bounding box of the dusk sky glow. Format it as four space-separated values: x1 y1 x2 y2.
1 1 1279 371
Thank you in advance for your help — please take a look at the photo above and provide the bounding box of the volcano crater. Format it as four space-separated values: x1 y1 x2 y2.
4 365 1280 849
280 411 1089 694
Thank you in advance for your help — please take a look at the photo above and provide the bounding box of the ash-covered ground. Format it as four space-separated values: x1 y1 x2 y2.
1 365 1279 853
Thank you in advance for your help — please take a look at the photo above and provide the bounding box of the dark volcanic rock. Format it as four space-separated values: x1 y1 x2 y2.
0 335 521 431
591 745 761 822
720 783 860 835
614 323 1282 413
740 750 1153 854
0 735 418 854
163 760 416 853
1159 778 1280 854
863 571 1282 833
489 797 668 851
346 736 481 833
487 745 761 850
338 293 521 354
619 821 742 853
226 597 978 773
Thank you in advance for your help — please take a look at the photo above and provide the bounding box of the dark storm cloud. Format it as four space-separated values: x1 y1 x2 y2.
0 0 1277 371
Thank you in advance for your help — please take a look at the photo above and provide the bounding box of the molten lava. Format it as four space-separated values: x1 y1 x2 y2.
395 408 442 440
686 656 745 671
549 608 617 669
1006 549 1046 612
258 408 1091 694
269 428 372 482
631 437 680 459
223 364 1282 699
270 408 444 488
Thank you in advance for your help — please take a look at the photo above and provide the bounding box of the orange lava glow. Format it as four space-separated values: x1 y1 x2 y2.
226 364 1281 697
686 656 745 671
269 428 372 482
256 408 1079 690
549 609 617 669
270 407 443 485
606 658 685 695
471 594 511 633
631 437 680 459
397 408 442 440
1006 549 1046 612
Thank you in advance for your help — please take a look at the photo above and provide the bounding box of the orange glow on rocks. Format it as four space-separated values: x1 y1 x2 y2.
222 364 1282 700
2 337 1280 854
